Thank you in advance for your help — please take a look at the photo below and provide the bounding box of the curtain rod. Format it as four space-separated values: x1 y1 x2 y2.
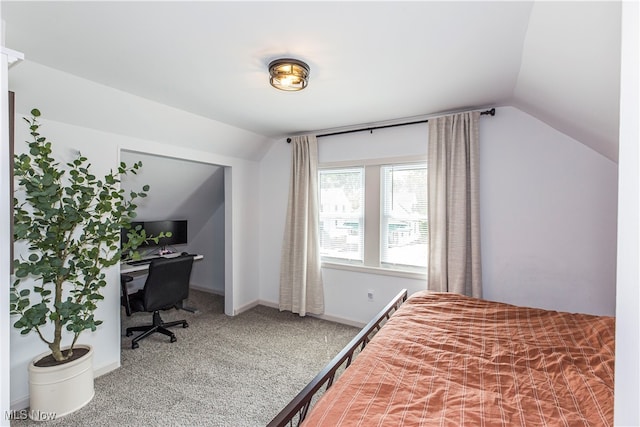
287 108 495 143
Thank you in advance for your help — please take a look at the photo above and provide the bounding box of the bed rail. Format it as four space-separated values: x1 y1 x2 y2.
268 288 408 427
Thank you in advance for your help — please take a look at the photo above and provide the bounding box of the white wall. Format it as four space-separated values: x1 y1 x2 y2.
1 15 17 425
513 1 621 162
258 106 618 325
614 1 640 424
8 62 264 409
205 198 226 294
481 107 618 316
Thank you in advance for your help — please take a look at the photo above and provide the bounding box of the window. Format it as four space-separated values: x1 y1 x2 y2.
319 168 364 263
380 164 428 270
319 161 427 274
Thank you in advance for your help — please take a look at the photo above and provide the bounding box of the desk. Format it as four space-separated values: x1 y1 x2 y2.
120 253 204 314
120 253 204 275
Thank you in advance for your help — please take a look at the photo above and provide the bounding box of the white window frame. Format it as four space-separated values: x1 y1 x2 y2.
318 167 365 265
379 163 428 272
319 155 427 280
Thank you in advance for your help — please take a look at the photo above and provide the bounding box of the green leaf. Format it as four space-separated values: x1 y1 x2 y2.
15 268 29 278
12 107 155 358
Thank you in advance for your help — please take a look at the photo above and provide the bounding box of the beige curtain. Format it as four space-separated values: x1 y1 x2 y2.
427 111 482 297
279 135 324 316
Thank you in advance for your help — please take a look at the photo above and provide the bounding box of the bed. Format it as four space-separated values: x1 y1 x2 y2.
268 289 615 427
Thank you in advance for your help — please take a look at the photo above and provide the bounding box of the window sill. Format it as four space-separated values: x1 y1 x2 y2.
321 261 427 281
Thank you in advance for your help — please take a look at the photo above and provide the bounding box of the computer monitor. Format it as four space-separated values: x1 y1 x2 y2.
122 220 188 251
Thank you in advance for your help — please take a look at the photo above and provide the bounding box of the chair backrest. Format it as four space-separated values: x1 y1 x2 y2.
143 256 194 312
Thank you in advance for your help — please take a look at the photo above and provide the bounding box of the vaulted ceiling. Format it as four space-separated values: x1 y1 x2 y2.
2 1 621 161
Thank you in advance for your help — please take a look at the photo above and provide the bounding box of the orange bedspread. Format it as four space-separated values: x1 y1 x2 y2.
303 291 615 427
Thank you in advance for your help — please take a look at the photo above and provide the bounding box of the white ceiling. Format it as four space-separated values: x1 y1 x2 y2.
120 151 224 222
2 1 621 161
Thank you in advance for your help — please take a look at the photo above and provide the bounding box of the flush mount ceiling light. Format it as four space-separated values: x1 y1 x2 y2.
268 58 310 91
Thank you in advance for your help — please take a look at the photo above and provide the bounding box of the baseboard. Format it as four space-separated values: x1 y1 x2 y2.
189 284 224 296
235 297 367 328
234 299 260 315
309 312 366 329
11 395 29 411
11 361 121 411
258 299 278 309
257 299 366 328
94 361 120 378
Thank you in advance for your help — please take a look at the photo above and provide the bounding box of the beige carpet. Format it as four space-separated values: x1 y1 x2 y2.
12 290 359 426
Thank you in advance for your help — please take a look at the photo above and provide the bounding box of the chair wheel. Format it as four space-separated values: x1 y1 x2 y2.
170 335 177 343
183 321 189 328
126 331 133 337
132 342 139 349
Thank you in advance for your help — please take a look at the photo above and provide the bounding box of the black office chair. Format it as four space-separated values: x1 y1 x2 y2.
125 256 194 349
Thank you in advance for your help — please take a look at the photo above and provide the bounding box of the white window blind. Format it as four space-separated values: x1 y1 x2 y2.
380 164 428 270
319 168 364 263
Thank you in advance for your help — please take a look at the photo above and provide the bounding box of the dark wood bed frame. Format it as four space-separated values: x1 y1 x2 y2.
268 289 409 427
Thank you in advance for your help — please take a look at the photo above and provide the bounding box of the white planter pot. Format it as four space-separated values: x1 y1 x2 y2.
28 344 95 421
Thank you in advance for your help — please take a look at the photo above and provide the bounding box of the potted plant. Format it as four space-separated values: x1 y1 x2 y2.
9 109 166 419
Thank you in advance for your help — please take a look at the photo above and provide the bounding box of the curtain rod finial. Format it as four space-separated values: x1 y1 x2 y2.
287 138 291 143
